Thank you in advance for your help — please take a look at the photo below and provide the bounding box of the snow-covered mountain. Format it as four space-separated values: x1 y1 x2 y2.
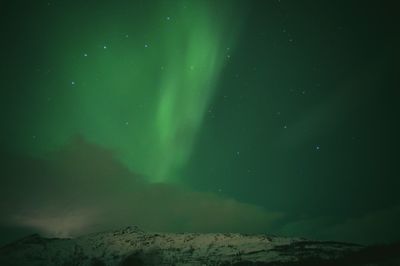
0 226 398 266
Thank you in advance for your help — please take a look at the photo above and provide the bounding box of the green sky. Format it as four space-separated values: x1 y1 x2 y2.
0 0 399 245
2 0 241 182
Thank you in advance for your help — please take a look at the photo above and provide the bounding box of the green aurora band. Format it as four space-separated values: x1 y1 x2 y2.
23 1 241 182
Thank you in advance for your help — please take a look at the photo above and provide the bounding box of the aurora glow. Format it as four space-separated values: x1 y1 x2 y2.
22 0 241 182
154 2 235 181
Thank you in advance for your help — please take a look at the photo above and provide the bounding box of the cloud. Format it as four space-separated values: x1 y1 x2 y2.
1 137 398 245
0 137 282 239
278 205 400 244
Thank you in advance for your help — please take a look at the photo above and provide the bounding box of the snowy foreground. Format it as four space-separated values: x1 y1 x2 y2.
0 226 398 265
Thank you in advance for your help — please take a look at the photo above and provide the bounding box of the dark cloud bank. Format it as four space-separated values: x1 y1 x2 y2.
0 138 399 246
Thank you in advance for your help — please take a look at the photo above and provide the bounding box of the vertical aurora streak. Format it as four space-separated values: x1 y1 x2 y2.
154 2 233 181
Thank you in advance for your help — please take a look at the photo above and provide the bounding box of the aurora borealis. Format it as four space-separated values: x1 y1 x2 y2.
3 0 242 182
1 0 399 246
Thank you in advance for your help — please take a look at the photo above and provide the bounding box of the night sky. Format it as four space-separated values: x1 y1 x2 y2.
1 0 399 245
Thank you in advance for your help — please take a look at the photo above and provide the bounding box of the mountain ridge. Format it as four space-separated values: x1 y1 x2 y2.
0 226 398 266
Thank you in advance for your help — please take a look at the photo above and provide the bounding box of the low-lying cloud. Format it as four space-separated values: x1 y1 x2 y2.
0 137 282 240
279 205 400 244
1 137 398 245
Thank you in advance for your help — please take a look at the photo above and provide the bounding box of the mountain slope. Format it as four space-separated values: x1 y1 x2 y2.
0 226 398 266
